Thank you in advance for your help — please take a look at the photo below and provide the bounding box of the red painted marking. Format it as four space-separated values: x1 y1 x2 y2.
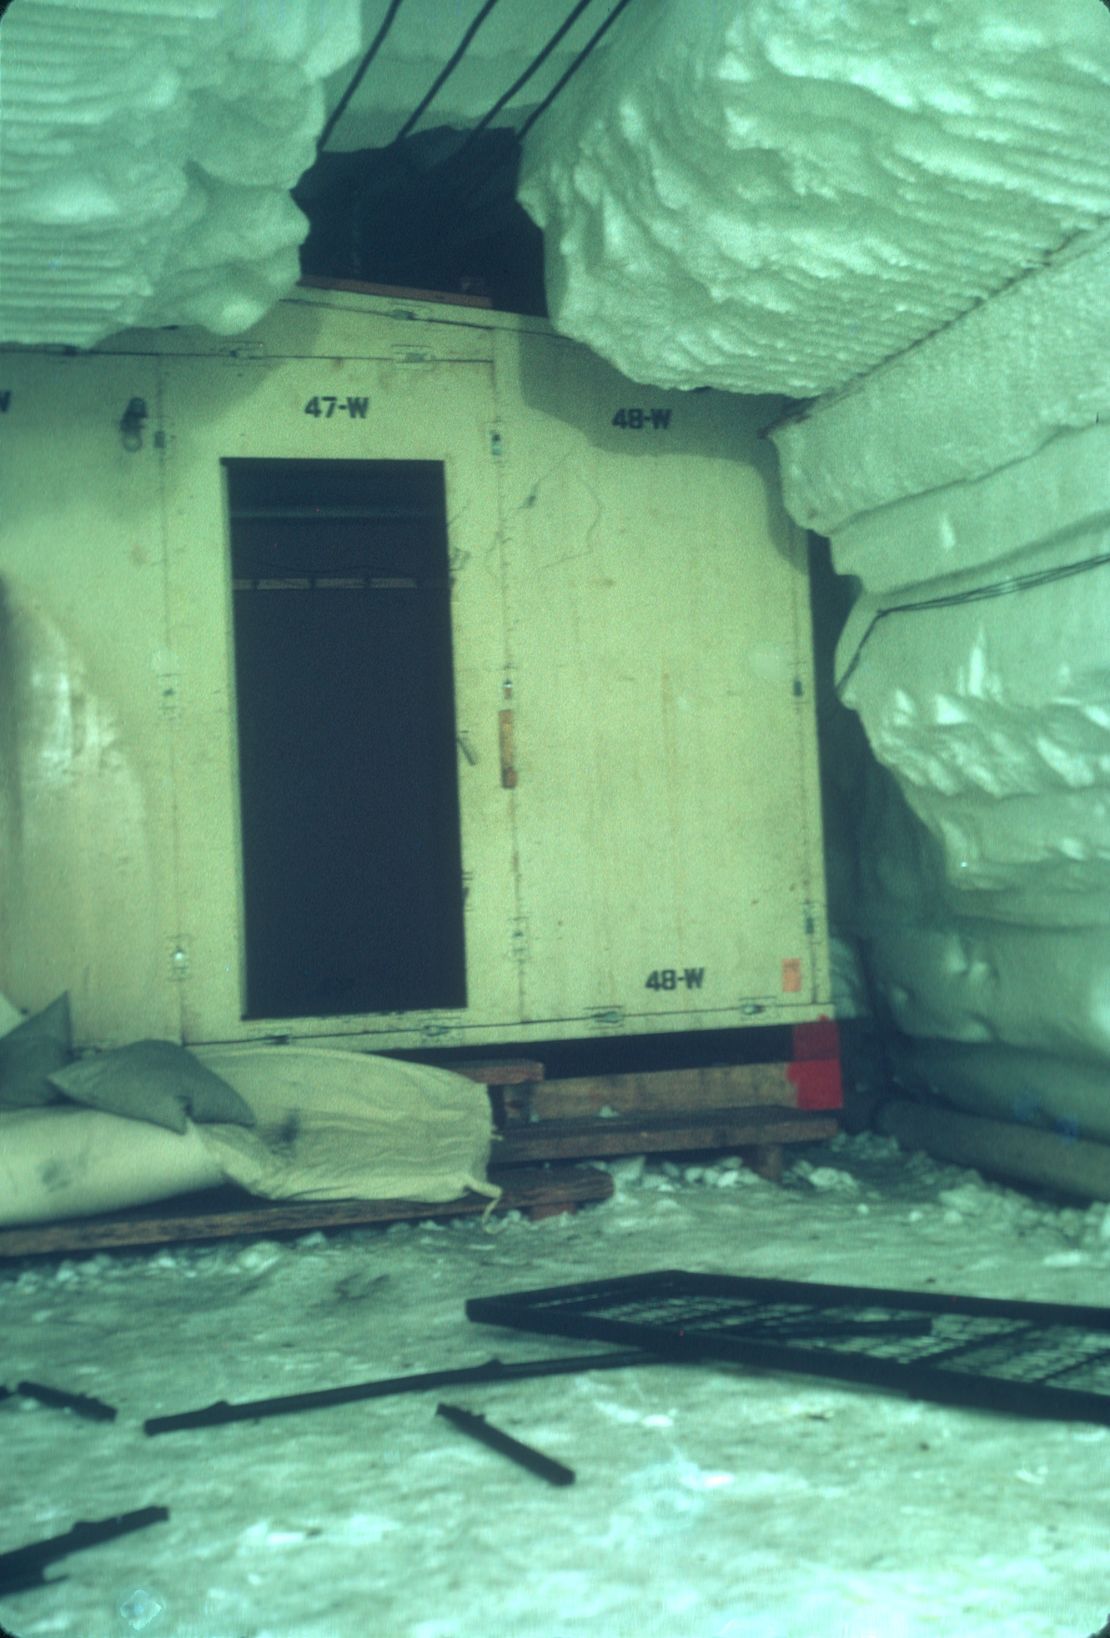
781 958 802 994
788 1017 842 1110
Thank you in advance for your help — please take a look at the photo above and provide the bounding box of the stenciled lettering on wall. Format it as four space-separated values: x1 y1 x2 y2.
645 967 705 991
303 395 369 419
611 407 672 430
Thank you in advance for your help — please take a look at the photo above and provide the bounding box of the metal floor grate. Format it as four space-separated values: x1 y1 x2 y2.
466 1271 1110 1426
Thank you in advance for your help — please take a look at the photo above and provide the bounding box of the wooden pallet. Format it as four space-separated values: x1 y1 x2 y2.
490 1063 839 1184
498 1063 804 1125
0 1165 613 1262
0 1056 839 1260
496 1105 838 1181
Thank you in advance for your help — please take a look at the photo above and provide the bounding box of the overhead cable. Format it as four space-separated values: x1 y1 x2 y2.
317 0 408 154
835 549 1110 695
446 0 630 230
515 0 638 144
392 0 506 146
451 0 601 164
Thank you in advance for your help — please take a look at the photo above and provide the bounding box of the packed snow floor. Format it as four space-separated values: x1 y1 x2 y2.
2 1131 1109 1638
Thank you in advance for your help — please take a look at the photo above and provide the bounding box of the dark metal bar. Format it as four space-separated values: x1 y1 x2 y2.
466 1271 1110 1428
143 1349 659 1435
723 1316 935 1343
470 1269 1110 1330
16 1380 117 1422
1032 1346 1110 1386
0 1507 169 1595
436 1401 575 1487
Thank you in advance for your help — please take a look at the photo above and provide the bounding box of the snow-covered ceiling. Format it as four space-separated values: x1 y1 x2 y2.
0 0 363 342
3 0 1108 401
0 0 617 345
521 0 1110 396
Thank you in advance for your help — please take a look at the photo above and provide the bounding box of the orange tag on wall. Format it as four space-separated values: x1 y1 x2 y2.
781 958 802 994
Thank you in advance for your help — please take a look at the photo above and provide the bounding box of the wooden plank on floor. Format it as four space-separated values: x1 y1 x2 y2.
0 1166 613 1261
495 1106 838 1165
506 1063 799 1125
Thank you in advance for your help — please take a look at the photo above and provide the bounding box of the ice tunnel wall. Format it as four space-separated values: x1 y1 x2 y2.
517 0 1110 1144
772 227 1110 1146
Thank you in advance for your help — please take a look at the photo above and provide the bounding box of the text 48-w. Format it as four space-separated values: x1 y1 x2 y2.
645 968 705 991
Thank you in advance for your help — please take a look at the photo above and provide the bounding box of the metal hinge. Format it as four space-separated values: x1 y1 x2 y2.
157 672 180 717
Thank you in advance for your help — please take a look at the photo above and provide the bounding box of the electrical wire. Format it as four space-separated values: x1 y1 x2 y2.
317 0 408 154
449 0 601 167
311 0 638 297
444 0 635 238
391 0 506 147
515 0 638 143
836 548 1110 695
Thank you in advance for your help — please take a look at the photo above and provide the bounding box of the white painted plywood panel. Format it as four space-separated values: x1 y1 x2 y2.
158 330 519 1046
2 294 831 1053
493 329 829 1037
0 353 182 1044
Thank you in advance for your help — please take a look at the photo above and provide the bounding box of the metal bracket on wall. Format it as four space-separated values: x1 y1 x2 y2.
157 671 180 718
585 1008 626 1032
509 916 529 965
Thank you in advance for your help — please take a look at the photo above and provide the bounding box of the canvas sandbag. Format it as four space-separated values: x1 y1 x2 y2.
48 1039 256 1133
0 993 71 1108
193 1045 499 1207
0 1104 226 1226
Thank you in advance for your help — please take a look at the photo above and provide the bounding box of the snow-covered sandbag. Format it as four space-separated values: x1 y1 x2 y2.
0 993 71 1108
192 1046 499 1208
48 1039 255 1134
0 1105 225 1226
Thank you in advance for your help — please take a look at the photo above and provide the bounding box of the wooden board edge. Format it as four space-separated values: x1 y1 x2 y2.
0 1166 613 1261
297 276 493 310
496 1109 839 1165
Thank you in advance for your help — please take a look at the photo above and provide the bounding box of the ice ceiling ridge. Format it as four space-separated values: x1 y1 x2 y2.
520 0 1110 399
0 0 362 346
2 0 1108 361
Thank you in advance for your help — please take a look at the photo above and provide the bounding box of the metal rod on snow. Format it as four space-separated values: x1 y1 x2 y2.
436 1401 575 1487
16 1379 118 1422
0 1507 169 1595
143 1349 659 1435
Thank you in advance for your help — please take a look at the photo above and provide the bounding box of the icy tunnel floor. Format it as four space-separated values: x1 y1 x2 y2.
2 1133 1109 1638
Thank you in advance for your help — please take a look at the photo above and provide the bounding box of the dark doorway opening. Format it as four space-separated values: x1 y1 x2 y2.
225 458 467 1019
293 126 547 317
